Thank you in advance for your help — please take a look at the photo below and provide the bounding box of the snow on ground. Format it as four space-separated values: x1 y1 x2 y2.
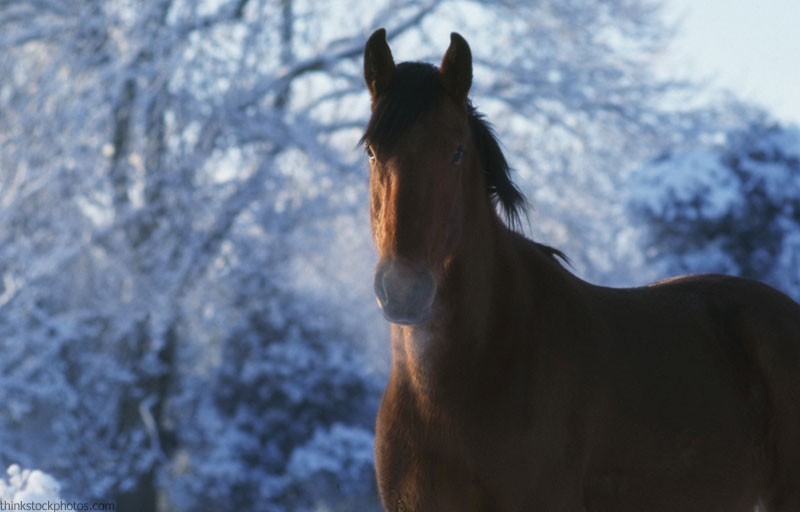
0 465 61 503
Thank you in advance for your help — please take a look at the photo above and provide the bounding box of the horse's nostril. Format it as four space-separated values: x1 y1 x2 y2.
373 260 390 307
373 258 437 325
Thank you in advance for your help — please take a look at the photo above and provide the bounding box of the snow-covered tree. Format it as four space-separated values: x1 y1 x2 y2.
629 121 800 300
0 0 726 509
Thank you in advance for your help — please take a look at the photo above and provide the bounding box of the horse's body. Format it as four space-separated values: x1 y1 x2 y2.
362 29 800 512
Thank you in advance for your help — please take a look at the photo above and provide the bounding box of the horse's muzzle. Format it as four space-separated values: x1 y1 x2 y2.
373 257 437 325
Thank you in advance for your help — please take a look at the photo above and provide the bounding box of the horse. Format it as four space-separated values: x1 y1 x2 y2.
360 28 800 512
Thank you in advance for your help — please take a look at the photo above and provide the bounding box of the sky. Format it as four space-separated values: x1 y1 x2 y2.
661 0 800 125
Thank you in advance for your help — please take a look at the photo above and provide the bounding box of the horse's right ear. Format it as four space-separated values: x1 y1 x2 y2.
364 28 396 102
440 32 472 105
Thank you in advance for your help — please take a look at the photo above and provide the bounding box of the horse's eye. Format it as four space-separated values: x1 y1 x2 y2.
366 147 375 162
452 145 464 165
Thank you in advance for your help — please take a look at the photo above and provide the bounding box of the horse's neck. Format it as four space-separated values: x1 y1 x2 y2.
391 213 516 403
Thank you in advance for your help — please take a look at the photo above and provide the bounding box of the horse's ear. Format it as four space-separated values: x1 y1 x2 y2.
364 28 396 102
440 32 472 104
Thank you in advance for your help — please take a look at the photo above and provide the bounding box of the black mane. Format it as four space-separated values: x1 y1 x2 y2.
465 102 527 229
360 61 527 228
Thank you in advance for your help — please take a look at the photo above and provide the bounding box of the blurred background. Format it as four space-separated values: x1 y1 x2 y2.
0 0 797 510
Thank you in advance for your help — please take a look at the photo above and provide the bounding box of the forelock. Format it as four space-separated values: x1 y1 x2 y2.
360 62 443 153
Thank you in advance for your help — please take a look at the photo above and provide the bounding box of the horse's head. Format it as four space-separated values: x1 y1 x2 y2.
361 29 474 326
362 29 524 325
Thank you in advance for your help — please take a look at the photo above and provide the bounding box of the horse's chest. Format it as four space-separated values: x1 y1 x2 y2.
376 401 569 511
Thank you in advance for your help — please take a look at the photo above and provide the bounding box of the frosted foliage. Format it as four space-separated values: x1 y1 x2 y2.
630 123 800 299
285 424 376 499
169 294 381 511
288 424 374 481
633 150 740 222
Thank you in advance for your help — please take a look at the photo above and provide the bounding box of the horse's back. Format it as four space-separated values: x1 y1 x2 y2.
641 273 800 377
722 278 800 512
645 274 800 411
578 274 800 512
646 274 800 512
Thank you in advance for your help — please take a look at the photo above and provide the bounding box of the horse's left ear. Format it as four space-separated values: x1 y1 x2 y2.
364 28 396 103
440 32 472 104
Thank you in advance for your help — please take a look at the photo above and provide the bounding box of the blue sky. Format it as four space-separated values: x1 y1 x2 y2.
662 0 800 124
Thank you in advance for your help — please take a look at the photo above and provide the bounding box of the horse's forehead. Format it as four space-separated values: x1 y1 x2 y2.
405 102 467 142
393 117 466 167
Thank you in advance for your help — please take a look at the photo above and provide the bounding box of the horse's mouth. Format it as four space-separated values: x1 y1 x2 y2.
378 302 433 326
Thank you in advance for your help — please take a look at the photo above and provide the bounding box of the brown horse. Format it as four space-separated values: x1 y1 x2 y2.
361 28 800 512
